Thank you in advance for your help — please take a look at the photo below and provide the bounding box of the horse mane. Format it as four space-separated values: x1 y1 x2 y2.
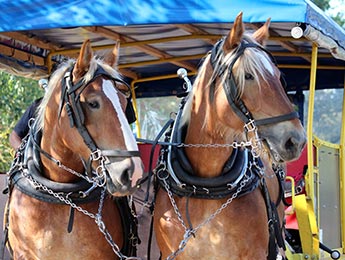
181 33 275 127
36 56 123 131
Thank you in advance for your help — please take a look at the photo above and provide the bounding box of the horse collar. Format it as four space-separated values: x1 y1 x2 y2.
157 108 261 199
7 129 103 204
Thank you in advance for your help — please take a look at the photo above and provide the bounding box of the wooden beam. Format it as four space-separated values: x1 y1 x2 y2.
0 45 45 65
0 32 61 51
249 23 311 63
119 54 205 69
173 24 218 45
83 26 197 72
118 69 138 80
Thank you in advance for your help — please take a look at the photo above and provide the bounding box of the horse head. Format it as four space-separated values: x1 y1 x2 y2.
198 12 306 163
38 40 144 196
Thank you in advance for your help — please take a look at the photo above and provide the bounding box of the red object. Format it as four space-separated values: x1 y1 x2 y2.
285 207 299 230
138 143 161 173
286 146 308 182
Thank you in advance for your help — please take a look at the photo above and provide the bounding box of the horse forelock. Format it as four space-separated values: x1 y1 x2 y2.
220 34 275 98
181 33 277 129
36 57 123 131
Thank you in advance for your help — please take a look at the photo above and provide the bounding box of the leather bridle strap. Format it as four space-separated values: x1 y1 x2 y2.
58 63 139 159
255 111 299 126
93 150 140 159
210 39 299 127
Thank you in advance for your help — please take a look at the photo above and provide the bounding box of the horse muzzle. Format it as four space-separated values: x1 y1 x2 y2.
104 157 144 196
259 123 306 163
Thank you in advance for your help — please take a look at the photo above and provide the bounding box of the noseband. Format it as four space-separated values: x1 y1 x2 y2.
210 39 299 128
57 64 140 177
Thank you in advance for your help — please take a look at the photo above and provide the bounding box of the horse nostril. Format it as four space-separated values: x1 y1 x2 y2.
285 137 295 151
285 134 306 153
120 169 131 185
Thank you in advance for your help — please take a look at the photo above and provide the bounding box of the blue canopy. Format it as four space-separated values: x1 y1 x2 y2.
0 0 344 47
0 0 344 95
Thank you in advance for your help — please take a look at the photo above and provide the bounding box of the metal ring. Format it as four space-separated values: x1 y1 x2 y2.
157 169 169 180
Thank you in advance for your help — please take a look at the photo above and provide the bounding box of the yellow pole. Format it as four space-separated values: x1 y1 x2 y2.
130 81 141 138
298 42 319 257
306 43 318 203
339 75 345 253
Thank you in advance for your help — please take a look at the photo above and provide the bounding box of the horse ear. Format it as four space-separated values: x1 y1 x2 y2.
104 41 120 68
253 18 271 45
74 39 93 79
224 12 244 51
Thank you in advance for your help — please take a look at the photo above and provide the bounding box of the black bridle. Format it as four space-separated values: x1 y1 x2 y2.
210 38 299 128
57 64 140 174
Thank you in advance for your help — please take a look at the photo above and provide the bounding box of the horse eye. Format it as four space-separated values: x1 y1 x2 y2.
87 100 100 109
245 73 254 80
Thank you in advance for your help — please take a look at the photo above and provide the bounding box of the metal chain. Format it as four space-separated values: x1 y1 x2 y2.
177 140 253 149
22 170 141 260
151 120 271 259
54 158 107 188
165 174 251 260
161 178 188 231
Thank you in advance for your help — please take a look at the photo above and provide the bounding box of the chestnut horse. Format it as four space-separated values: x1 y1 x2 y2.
3 40 144 260
153 13 306 259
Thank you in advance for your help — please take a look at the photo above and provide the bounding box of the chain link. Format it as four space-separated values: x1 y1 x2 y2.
22 170 141 260
159 122 265 259
55 158 107 188
177 140 253 149
161 179 188 231
165 174 251 260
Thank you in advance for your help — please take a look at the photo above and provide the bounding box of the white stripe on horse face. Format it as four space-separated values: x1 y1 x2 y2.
102 79 138 151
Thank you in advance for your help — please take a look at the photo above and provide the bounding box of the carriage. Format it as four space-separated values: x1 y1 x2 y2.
0 0 345 259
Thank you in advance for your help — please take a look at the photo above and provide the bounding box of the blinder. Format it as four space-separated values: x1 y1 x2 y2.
58 63 140 169
210 38 298 128
59 64 132 127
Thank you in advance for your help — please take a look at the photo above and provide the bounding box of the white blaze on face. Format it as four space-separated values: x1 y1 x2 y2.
102 79 143 186
102 79 138 150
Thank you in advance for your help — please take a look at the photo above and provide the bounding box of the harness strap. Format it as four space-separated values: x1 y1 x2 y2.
100 150 140 158
255 112 299 126
144 119 175 260
260 176 286 260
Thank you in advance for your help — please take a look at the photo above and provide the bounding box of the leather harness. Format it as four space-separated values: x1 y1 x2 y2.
1 63 141 259
151 38 291 259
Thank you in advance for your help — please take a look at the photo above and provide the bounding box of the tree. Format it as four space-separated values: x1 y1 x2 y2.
0 71 41 172
313 0 330 10
332 12 345 28
312 0 345 28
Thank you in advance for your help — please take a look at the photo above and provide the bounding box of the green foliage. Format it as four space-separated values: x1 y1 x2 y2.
312 0 331 10
312 0 345 28
333 12 345 28
304 89 344 144
0 71 42 172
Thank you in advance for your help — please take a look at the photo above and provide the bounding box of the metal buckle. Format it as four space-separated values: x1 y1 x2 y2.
91 149 102 161
244 119 257 133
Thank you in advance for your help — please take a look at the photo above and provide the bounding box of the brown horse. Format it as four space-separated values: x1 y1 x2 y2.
153 13 306 260
4 40 144 260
